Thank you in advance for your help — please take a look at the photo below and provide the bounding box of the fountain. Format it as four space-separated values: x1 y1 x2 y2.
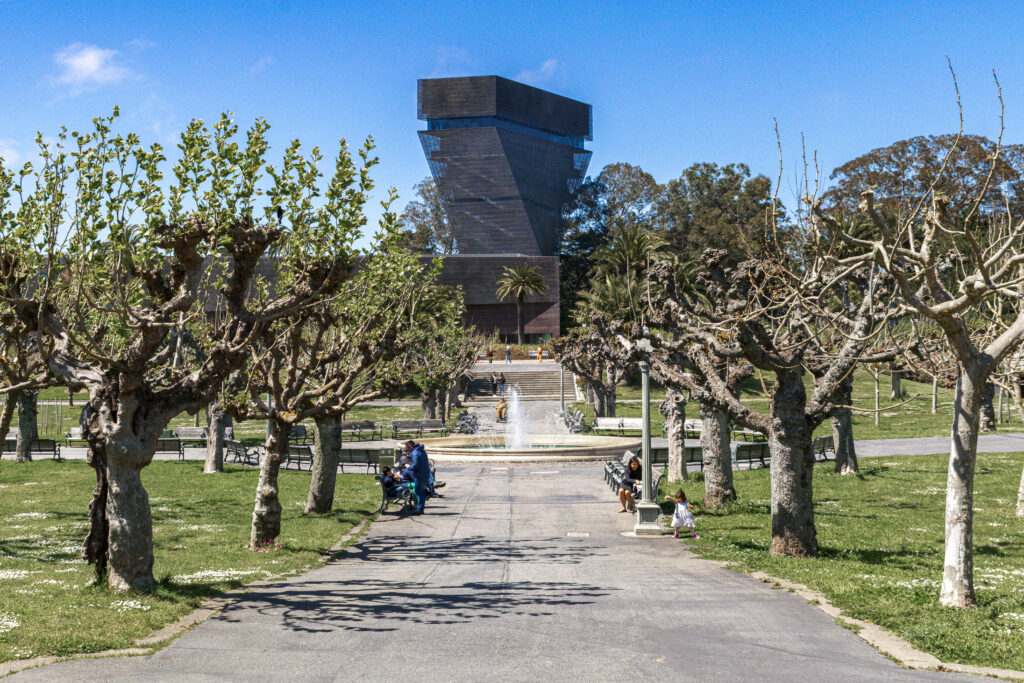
411 386 640 462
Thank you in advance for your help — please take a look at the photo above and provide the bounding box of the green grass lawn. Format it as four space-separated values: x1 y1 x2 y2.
0 460 378 663
660 452 1024 671
577 369 1024 440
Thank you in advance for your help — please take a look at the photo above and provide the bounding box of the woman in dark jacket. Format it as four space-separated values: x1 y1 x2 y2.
619 456 642 512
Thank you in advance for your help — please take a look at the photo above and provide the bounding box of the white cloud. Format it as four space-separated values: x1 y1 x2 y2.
0 139 21 166
515 59 560 86
126 38 157 51
53 43 132 95
248 55 275 76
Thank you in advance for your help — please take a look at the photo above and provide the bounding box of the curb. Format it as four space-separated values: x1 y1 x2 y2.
0 518 373 679
748 571 1024 681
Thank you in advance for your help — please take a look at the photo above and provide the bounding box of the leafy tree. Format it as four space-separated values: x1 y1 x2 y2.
824 134 1024 218
0 111 380 590
558 163 659 327
574 223 666 327
496 264 547 344
409 289 482 421
397 177 455 254
655 162 779 262
230 231 429 540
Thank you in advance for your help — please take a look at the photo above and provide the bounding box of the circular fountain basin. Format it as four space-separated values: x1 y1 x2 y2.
408 434 641 462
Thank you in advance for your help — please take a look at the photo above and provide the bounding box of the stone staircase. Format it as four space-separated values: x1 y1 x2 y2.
466 365 566 402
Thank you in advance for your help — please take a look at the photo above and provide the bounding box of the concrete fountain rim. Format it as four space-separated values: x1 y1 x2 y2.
404 433 642 463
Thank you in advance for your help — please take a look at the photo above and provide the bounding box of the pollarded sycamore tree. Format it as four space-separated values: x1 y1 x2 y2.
229 230 432 541
410 288 484 422
496 263 546 345
814 184 1024 606
0 110 377 590
552 325 624 419
618 250 890 556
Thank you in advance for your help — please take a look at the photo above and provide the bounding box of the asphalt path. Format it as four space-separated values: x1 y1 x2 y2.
13 462 980 682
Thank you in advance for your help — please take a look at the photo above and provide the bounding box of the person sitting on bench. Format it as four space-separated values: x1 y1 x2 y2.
381 466 407 496
619 456 642 513
495 398 508 422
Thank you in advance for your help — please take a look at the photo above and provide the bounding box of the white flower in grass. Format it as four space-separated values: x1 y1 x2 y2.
0 570 36 580
0 613 19 633
13 512 51 519
173 568 266 584
110 599 151 613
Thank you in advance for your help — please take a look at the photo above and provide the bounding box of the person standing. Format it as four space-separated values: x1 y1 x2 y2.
490 371 498 395
505 344 512 363
536 345 543 363
405 440 432 514
498 372 506 396
486 347 493 363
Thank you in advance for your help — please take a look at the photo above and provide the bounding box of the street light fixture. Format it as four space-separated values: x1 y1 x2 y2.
634 338 662 535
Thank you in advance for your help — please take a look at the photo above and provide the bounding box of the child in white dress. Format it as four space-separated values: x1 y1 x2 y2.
668 489 698 539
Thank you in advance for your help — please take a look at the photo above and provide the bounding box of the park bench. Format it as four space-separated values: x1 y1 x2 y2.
391 419 448 439
176 426 208 447
286 444 314 471
375 473 416 514
604 459 666 508
733 429 767 442
420 419 447 436
2 438 60 460
339 447 391 474
65 427 88 448
288 424 312 444
339 420 383 441
156 437 185 460
593 417 622 434
735 442 770 469
225 439 258 466
812 435 835 461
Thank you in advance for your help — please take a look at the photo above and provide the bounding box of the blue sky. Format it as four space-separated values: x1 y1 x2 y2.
2 1 1023 240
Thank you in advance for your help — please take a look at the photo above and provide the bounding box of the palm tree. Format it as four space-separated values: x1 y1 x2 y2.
496 264 547 345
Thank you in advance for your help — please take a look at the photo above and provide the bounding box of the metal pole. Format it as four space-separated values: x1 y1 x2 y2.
265 392 272 439
634 360 662 534
560 365 565 413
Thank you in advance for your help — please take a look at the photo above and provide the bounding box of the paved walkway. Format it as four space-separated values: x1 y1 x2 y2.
14 464 979 682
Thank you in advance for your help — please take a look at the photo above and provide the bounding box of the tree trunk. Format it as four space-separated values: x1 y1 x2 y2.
306 414 341 514
15 390 38 463
873 369 880 426
831 377 857 475
104 451 155 591
421 392 437 420
660 390 686 481
603 365 618 418
1017 459 1024 518
932 375 939 414
516 296 525 345
767 370 817 558
78 405 109 585
204 402 226 474
700 403 735 508
0 391 18 463
940 370 982 608
889 363 902 400
980 382 996 432
252 421 288 546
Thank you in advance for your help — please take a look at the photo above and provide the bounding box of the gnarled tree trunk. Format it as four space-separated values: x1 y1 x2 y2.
204 401 226 474
979 382 996 432
940 371 981 608
306 414 341 514
421 392 437 420
889 363 902 400
252 420 288 546
768 370 817 558
831 377 857 475
1017 460 1024 518
660 390 686 481
0 391 18 463
15 389 38 463
700 403 734 508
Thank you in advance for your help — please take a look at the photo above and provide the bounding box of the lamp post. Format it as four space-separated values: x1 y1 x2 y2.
560 364 565 413
634 342 662 535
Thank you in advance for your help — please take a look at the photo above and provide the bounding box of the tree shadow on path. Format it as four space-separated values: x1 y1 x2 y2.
215 578 615 633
